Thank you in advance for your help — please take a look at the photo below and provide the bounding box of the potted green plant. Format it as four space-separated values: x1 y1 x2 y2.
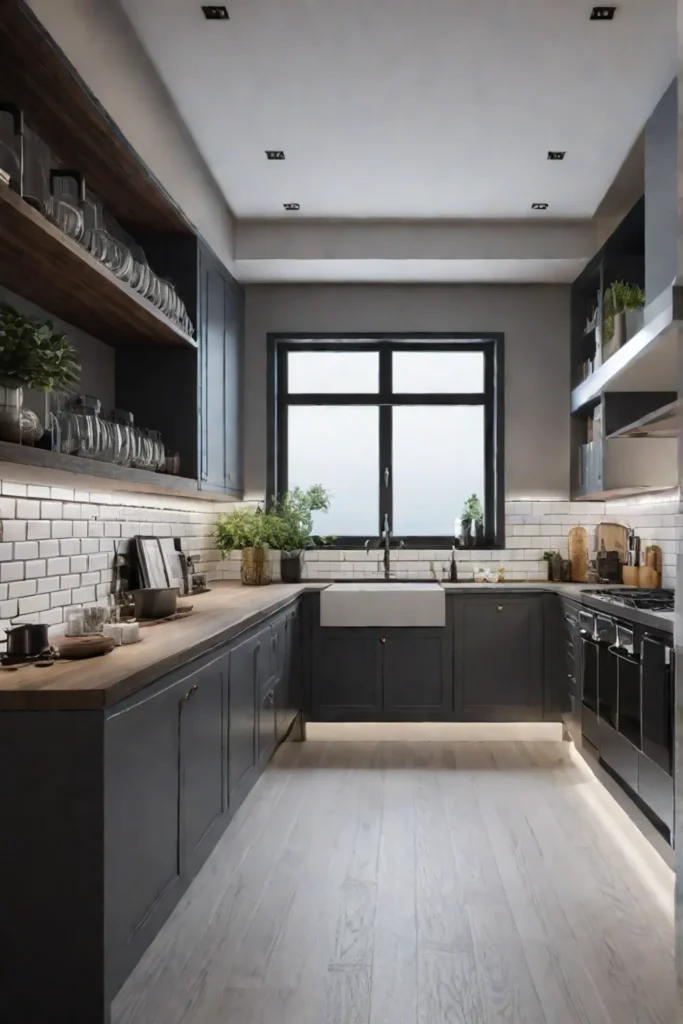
0 302 80 443
214 505 280 586
602 281 645 361
270 484 332 582
460 493 483 547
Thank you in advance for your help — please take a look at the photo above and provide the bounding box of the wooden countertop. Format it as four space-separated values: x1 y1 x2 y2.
0 583 321 711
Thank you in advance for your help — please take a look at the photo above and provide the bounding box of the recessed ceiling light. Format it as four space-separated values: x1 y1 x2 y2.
531 202 549 210
202 5 229 19
547 151 566 160
284 203 300 211
266 151 285 160
590 6 616 20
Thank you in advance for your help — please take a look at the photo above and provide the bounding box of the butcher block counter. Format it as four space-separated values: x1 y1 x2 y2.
0 581 323 710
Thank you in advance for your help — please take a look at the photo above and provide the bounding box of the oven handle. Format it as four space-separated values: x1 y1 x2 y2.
608 644 639 665
641 634 673 666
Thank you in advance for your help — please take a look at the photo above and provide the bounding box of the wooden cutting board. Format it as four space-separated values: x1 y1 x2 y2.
595 522 629 561
568 526 589 582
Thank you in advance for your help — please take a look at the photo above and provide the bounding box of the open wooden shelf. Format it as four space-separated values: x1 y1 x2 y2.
0 1 192 233
607 399 681 439
0 442 230 502
0 181 196 348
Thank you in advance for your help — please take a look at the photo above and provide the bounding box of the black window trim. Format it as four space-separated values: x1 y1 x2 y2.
267 332 505 549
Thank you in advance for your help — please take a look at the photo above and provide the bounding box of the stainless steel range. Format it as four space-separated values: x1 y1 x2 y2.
573 587 675 843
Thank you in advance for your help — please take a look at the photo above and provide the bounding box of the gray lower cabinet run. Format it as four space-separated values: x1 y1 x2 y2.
312 594 547 723
0 601 301 1024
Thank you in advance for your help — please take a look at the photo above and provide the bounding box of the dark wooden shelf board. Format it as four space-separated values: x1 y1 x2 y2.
570 285 680 412
0 182 197 348
0 442 233 502
0 1 192 233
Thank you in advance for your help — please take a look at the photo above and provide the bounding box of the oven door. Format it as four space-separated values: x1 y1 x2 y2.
641 635 674 776
613 624 642 751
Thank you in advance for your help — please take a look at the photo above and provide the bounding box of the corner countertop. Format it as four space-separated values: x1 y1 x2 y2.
0 580 671 712
0 582 325 712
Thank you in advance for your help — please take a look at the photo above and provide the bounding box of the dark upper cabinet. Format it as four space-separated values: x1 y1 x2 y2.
227 629 262 805
198 244 243 496
454 595 544 719
314 628 383 719
116 236 243 496
104 675 184 990
179 656 228 878
382 629 451 718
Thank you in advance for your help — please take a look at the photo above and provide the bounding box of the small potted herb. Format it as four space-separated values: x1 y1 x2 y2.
0 302 80 443
214 506 280 586
602 281 645 361
270 485 332 582
460 493 483 547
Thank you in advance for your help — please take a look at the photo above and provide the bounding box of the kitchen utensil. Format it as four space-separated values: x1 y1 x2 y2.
4 622 49 658
595 523 629 564
65 606 86 636
130 587 179 620
55 634 114 659
568 526 589 582
47 169 85 242
597 550 622 583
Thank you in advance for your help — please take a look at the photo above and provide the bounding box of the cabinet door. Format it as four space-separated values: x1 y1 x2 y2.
259 687 277 767
313 629 382 720
180 655 228 879
105 677 184 986
228 631 261 805
456 596 543 719
382 629 451 719
276 607 301 740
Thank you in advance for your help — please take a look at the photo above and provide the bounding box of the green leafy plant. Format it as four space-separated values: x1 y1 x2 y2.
0 303 80 391
269 485 333 554
461 493 483 525
543 551 557 562
602 281 645 344
214 505 280 556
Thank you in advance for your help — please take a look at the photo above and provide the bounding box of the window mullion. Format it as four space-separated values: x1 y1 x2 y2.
379 344 393 534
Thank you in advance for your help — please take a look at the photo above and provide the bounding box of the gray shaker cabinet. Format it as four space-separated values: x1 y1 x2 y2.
228 628 264 805
453 594 544 719
314 628 382 719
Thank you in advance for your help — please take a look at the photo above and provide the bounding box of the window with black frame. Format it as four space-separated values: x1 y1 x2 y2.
271 335 504 548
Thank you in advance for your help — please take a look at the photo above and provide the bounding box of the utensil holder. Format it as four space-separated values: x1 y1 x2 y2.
241 547 270 586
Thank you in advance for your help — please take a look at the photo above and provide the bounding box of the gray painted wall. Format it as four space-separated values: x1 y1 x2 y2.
244 284 571 500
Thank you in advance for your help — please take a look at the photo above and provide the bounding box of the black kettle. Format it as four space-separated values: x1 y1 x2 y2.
5 623 49 658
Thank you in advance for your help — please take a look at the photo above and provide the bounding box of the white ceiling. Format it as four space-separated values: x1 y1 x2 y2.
122 0 675 222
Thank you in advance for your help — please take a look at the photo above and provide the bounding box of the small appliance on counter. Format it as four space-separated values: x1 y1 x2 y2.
185 553 209 594
1 623 55 667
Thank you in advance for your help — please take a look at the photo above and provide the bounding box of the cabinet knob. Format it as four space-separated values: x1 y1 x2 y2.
380 637 386 643
268 690 275 705
496 605 503 612
183 683 199 701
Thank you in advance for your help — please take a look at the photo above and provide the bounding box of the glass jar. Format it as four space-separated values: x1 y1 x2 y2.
65 606 85 637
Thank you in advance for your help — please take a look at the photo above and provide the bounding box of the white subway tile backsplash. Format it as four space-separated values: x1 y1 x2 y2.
0 599 18 618
51 487 74 502
39 501 61 519
14 541 39 560
38 577 60 594
38 539 60 558
52 521 73 539
47 557 70 576
59 539 80 556
80 538 99 554
27 485 51 499
51 591 72 608
72 586 96 604
59 574 80 590
19 593 49 615
70 555 88 573
26 520 50 540
2 481 26 496
9 579 36 599
1 561 23 583
3 519 27 542
73 521 88 538
25 559 46 579
41 608 65 626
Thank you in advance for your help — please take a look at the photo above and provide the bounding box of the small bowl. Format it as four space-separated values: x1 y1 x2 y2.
130 588 179 620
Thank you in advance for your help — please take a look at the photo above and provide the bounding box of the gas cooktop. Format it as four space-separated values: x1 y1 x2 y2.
582 588 674 611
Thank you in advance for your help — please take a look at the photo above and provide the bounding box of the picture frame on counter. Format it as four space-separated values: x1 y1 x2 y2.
134 536 170 589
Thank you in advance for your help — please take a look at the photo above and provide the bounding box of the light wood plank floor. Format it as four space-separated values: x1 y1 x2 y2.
112 740 676 1024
